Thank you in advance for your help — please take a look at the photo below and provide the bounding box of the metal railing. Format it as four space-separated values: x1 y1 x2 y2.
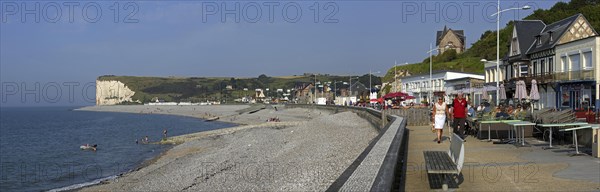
552 70 595 81
383 108 431 126
507 69 595 83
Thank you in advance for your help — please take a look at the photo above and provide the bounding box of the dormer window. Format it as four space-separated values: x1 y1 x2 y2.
549 31 554 42
536 35 542 46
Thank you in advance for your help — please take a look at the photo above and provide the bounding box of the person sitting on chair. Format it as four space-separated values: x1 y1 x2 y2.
496 108 510 119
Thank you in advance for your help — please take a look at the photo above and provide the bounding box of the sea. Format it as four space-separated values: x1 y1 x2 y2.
0 106 235 192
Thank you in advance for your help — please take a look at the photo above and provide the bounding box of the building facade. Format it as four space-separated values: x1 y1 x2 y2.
436 26 466 54
488 13 599 111
401 71 483 104
554 36 599 110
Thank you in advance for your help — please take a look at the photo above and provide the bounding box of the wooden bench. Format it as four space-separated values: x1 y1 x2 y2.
423 133 465 190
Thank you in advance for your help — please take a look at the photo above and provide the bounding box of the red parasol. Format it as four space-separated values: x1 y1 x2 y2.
383 92 408 99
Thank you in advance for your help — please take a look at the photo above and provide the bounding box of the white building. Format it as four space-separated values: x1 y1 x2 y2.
483 60 503 103
553 36 599 110
401 71 484 103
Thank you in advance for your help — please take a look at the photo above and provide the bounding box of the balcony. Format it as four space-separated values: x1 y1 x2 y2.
552 70 595 82
504 70 595 84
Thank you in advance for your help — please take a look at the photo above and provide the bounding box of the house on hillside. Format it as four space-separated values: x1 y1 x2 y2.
293 83 314 104
436 26 466 54
334 81 369 105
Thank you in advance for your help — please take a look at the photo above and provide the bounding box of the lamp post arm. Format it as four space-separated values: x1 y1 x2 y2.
491 7 528 17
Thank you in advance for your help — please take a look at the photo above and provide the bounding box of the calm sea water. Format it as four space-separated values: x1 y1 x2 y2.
0 107 235 192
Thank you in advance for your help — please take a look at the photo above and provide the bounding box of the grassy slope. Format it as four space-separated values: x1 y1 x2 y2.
97 75 370 103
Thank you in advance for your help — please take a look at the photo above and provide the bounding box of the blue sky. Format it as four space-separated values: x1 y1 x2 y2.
0 0 564 106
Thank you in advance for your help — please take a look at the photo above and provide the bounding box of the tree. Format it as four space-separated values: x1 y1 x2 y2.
229 78 237 89
358 74 382 88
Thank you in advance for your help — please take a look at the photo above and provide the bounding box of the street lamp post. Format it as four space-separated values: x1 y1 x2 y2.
394 61 397 93
313 74 317 104
349 76 359 97
491 0 530 105
427 44 440 104
332 80 345 105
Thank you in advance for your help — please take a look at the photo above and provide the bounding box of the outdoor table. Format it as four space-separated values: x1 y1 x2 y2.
538 122 588 149
505 121 536 147
479 120 500 142
559 125 599 156
478 119 521 142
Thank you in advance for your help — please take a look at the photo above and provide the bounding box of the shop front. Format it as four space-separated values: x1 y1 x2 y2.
557 81 596 111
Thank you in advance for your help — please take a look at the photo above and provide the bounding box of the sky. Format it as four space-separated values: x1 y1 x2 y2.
0 0 565 106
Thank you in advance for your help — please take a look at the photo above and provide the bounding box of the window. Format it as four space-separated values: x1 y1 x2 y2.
533 61 538 76
536 35 542 46
549 57 554 74
541 59 546 75
583 51 592 69
561 56 567 72
570 54 580 71
520 64 528 76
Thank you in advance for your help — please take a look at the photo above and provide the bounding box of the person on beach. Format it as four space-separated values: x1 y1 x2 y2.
163 129 168 139
432 97 449 143
450 92 468 140
144 136 149 144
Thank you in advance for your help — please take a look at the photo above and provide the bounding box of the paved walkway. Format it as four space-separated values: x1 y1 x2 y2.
404 125 600 191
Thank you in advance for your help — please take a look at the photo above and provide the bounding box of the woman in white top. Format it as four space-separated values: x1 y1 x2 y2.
432 97 449 143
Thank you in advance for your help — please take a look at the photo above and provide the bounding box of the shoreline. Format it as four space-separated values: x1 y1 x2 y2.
51 105 249 192
75 105 379 191
65 105 260 191
75 104 289 126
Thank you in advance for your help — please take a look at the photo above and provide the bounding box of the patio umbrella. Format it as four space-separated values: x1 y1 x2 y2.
383 92 402 99
514 81 521 102
529 79 540 100
529 79 540 111
517 80 528 102
499 83 507 103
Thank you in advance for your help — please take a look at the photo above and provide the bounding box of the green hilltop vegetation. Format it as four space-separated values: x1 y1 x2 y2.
382 0 600 84
98 74 381 103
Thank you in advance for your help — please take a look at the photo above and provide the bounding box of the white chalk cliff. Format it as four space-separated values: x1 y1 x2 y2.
96 80 137 105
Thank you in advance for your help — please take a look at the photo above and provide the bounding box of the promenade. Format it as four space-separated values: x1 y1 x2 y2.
404 125 600 191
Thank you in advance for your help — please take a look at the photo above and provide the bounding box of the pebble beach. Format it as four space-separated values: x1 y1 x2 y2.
76 105 379 191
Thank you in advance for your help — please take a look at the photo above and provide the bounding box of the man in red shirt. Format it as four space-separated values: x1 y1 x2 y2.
450 92 468 139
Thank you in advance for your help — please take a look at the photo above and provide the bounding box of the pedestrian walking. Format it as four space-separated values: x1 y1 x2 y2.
432 97 449 143
450 92 468 140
